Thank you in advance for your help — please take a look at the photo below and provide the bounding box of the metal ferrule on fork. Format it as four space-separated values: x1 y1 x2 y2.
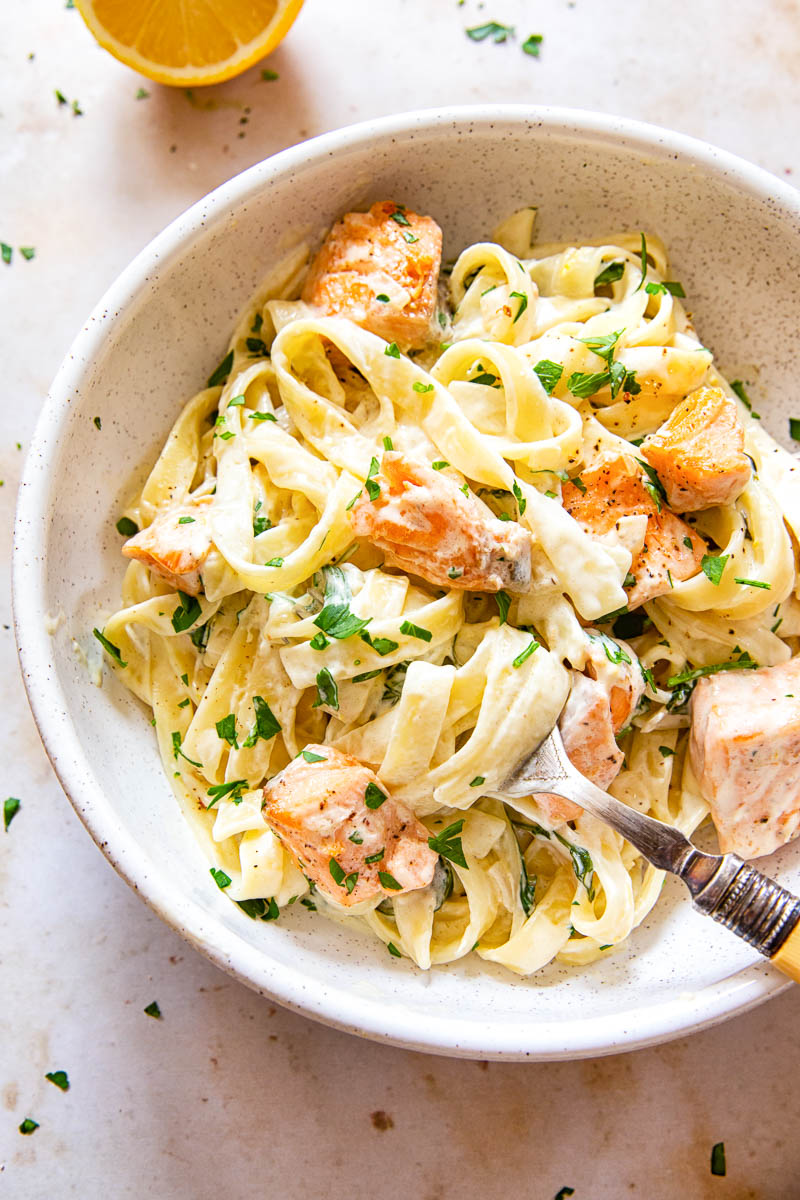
689 854 800 958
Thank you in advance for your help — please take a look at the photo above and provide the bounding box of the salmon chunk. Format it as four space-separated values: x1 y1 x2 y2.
301 201 443 351
562 455 706 608
640 385 751 512
690 657 800 859
262 744 438 906
122 495 213 595
349 452 532 593
537 632 644 824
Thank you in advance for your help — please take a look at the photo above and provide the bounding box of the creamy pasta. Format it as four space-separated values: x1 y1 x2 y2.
96 204 800 976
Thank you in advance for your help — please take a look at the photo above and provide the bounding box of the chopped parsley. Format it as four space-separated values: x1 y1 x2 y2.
667 653 757 688
427 820 468 869
389 209 410 227
521 33 543 56
470 776 485 787
249 410 277 422
210 867 232 889
246 337 268 356
264 557 284 567
353 669 382 682
495 591 510 624
365 782 387 809
359 630 399 655
1 243 12 264
533 359 563 394
379 870 403 890
242 696 281 747
313 565 371 640
171 591 202 632
509 290 528 322
635 231 648 290
144 1001 162 1019
348 830 364 844
387 941 402 957
55 88 68 105
789 417 800 442
555 833 595 900
178 516 195 524
382 435 394 451
512 479 526 515
93 416 102 429
701 553 729 586
636 457 667 511
472 371 499 386
19 1118 39 1135
710 1142 726 1177
512 637 539 668
731 379 760 418
45 1070 70 1091
136 86 150 99
237 896 279 920
567 369 614 399
207 349 233 388
4 797 21 832
375 293 390 302
92 627 127 667
602 637 631 665
645 279 686 297
466 21 515 42
683 535 693 549
344 872 359 894
300 896 317 910
447 567 463 580
571 475 587 494
215 713 238 748
171 731 202 768
364 849 385 864
553 1190 575 1200
206 779 249 807
313 667 339 710
413 381 434 393
658 746 675 758
365 455 381 501
594 261 625 287
734 577 771 589
253 500 272 536
520 856 537 916
261 68 279 81
300 749 327 763
20 246 36 261
399 620 432 641
384 342 401 358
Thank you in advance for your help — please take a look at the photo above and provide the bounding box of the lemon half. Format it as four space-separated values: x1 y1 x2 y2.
75 0 304 87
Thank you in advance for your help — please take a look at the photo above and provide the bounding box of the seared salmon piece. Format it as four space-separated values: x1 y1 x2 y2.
562 455 706 608
640 385 751 512
262 744 438 906
349 452 532 593
690 656 800 859
301 201 443 351
537 633 644 824
122 495 213 596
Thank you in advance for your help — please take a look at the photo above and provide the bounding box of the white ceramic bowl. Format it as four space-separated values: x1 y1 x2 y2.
14 106 800 1060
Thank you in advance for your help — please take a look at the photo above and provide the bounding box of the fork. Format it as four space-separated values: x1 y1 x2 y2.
499 725 800 982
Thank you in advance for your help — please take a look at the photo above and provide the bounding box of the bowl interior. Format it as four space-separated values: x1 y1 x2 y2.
15 109 800 1059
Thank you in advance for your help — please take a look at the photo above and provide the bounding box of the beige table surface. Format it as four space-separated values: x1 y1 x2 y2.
3 1 800 1196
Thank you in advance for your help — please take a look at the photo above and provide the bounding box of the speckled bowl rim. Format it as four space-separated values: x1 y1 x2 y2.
13 105 798 1061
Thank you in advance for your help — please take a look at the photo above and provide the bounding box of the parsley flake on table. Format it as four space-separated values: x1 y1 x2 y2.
521 33 543 56
261 68 279 81
710 1142 726 1176
207 349 233 388
466 21 515 43
45 1069 70 1091
387 941 402 957
116 516 139 536
144 1001 162 1019
789 418 800 442
4 797 21 832
19 1118 39 1135
136 87 150 99
1 242 12 264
